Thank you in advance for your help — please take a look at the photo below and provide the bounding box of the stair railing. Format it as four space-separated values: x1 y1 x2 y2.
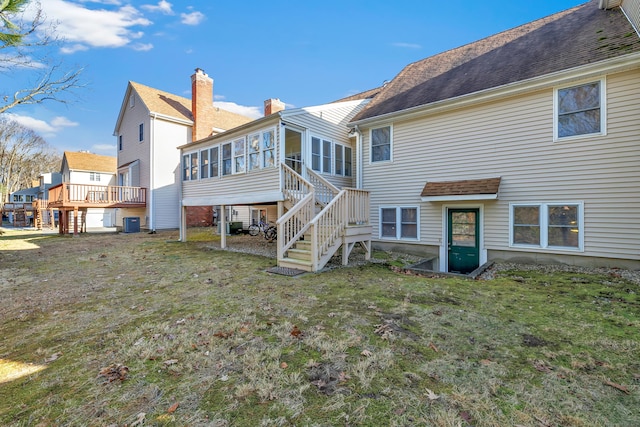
282 164 312 205
306 169 339 207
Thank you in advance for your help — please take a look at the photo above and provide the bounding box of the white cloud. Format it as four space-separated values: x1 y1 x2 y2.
181 11 205 26
214 101 262 119
390 42 422 49
132 43 154 51
141 1 174 15
6 114 79 136
36 0 152 52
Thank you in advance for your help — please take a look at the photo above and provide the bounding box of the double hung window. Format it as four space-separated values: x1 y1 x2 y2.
511 203 582 250
371 125 391 162
380 207 418 240
555 80 605 140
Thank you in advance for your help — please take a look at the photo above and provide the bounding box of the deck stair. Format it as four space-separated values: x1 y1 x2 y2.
277 164 371 272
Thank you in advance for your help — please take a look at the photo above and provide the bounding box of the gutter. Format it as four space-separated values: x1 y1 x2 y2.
149 113 156 232
348 52 640 128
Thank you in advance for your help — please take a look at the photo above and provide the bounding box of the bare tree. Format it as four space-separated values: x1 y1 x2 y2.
0 117 60 204
0 0 84 114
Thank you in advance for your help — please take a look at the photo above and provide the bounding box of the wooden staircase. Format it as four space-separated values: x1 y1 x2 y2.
277 165 371 272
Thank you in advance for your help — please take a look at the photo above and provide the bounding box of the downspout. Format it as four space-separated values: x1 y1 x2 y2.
353 125 363 189
149 113 156 232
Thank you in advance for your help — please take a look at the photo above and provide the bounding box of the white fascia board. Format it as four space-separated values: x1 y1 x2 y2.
421 194 498 202
280 99 370 118
182 191 284 207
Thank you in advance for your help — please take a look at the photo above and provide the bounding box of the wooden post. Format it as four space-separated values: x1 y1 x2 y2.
73 207 79 237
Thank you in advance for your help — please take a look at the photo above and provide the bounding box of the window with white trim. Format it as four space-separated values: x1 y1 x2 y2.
511 202 582 250
262 129 275 168
371 125 391 162
334 145 352 177
200 149 209 179
380 207 419 240
311 136 333 173
248 132 260 170
182 154 190 181
555 80 605 140
222 143 232 176
89 172 101 182
209 146 219 178
190 152 198 180
233 137 245 174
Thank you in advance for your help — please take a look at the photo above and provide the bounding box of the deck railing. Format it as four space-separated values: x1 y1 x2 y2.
48 183 146 206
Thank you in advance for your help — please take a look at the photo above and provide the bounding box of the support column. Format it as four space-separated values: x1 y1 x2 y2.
220 204 227 249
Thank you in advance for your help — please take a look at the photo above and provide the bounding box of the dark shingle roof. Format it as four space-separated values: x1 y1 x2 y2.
421 178 501 198
352 1 640 122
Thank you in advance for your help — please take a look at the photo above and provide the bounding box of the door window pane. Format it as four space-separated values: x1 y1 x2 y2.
322 139 332 173
451 212 476 247
311 137 321 171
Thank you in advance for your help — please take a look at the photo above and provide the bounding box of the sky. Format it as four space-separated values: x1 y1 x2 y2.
5 0 588 157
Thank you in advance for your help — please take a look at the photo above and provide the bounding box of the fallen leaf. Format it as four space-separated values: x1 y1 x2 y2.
604 379 630 394
214 330 233 339
290 325 303 338
44 352 62 363
425 388 439 400
429 342 439 352
361 349 373 357
98 364 129 383
480 359 492 366
167 402 179 413
163 359 178 366
280 362 288 369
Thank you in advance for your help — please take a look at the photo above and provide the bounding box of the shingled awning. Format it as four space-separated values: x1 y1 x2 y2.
421 177 501 202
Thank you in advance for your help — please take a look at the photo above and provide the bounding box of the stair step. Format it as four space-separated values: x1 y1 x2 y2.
279 258 313 272
287 248 312 261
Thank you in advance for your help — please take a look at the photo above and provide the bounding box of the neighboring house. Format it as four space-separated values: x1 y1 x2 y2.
113 68 254 231
179 96 376 271
3 172 62 227
60 151 117 228
346 0 640 272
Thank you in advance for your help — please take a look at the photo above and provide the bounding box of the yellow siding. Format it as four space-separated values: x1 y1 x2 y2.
362 69 640 261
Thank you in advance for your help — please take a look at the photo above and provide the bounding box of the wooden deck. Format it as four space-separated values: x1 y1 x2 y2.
46 183 146 235
47 183 146 209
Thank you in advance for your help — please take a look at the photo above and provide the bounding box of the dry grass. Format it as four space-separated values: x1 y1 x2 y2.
0 227 638 426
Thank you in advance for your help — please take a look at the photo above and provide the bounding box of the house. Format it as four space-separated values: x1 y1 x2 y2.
3 173 62 228
346 0 640 272
47 151 122 234
179 95 376 271
113 69 254 231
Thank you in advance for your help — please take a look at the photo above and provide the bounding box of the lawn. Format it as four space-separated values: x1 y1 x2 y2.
0 228 638 426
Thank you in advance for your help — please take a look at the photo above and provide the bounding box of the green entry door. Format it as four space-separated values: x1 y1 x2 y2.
448 208 480 274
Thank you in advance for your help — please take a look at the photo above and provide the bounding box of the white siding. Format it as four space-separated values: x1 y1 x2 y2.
285 101 365 188
622 0 640 32
361 69 640 262
152 118 190 229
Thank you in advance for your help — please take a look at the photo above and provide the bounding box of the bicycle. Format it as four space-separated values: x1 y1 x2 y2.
248 220 277 241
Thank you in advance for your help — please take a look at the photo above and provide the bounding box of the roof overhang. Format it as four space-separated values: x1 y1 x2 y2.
421 177 501 202
349 52 640 128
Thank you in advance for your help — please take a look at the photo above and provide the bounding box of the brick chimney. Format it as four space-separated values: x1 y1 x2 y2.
264 98 285 116
191 68 216 141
